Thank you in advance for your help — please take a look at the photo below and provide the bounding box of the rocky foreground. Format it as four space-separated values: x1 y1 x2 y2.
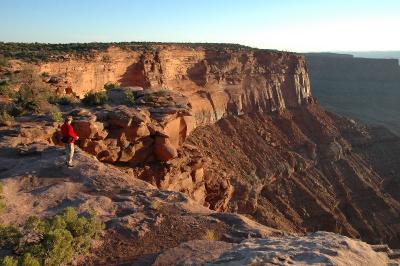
0 132 398 265
0 43 400 265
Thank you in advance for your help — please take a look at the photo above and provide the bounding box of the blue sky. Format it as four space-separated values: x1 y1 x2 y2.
1 0 399 52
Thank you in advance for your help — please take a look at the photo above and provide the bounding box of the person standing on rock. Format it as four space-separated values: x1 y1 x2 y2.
61 116 79 167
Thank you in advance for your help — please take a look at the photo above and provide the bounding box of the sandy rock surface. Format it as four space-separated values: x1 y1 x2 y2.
152 232 393 266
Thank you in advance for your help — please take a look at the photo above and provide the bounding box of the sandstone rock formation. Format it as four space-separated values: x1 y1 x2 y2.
22 46 312 125
153 232 396 266
1 43 400 264
305 53 400 135
58 89 194 165
330 114 400 208
49 88 234 211
186 103 400 248
0 132 285 264
7 44 397 249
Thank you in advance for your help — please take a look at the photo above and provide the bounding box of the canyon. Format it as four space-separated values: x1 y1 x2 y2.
37 45 312 123
1 44 400 264
305 53 400 135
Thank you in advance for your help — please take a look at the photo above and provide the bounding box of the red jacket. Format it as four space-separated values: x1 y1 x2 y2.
61 122 78 143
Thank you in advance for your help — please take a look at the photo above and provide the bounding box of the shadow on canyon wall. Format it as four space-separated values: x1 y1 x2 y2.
305 53 400 136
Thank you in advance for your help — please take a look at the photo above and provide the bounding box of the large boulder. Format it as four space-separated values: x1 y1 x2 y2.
208 232 391 266
108 109 133 128
97 139 120 163
163 116 196 149
130 137 154 164
108 105 150 128
65 92 198 165
183 115 196 136
80 139 108 155
123 122 150 142
154 136 178 162
73 120 107 140
119 144 135 162
18 123 57 145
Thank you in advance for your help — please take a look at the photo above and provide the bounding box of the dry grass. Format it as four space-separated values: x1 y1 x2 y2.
0 111 14 127
150 200 163 210
0 182 5 213
51 111 63 123
202 229 217 241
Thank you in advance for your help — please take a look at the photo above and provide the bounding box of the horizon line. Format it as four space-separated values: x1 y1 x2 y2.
1 41 399 54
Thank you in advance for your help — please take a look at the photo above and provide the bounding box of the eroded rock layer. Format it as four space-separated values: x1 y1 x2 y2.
4 44 400 251
186 103 400 247
38 46 312 124
305 53 400 135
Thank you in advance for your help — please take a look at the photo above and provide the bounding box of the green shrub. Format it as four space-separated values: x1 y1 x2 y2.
0 254 41 266
0 55 9 67
142 92 154 102
1 256 18 266
13 86 41 113
57 96 76 105
0 111 14 127
42 229 74 265
82 91 108 106
126 90 135 106
13 86 57 114
0 182 5 213
46 93 59 105
0 42 251 63
51 112 63 123
19 253 40 266
154 88 169 96
0 81 13 97
0 207 104 266
9 106 23 117
0 224 21 248
101 55 111 63
104 82 119 91
48 94 76 106
40 72 50 78
24 101 39 112
0 201 4 213
11 68 58 114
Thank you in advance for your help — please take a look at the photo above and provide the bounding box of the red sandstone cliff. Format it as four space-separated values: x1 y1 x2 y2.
37 46 311 124
5 44 400 249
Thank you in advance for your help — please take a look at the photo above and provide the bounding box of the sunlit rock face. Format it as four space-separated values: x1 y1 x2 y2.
38 46 312 124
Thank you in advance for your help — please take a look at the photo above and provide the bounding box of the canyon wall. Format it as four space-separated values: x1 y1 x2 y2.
306 54 400 81
186 104 400 247
7 45 400 248
305 53 400 135
39 46 312 124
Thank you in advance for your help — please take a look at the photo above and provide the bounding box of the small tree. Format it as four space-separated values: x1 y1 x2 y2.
125 90 136 106
0 55 9 67
40 72 50 78
51 112 63 123
0 207 104 266
0 182 6 213
0 111 14 127
0 81 13 97
1 256 18 266
104 82 119 91
82 91 108 106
